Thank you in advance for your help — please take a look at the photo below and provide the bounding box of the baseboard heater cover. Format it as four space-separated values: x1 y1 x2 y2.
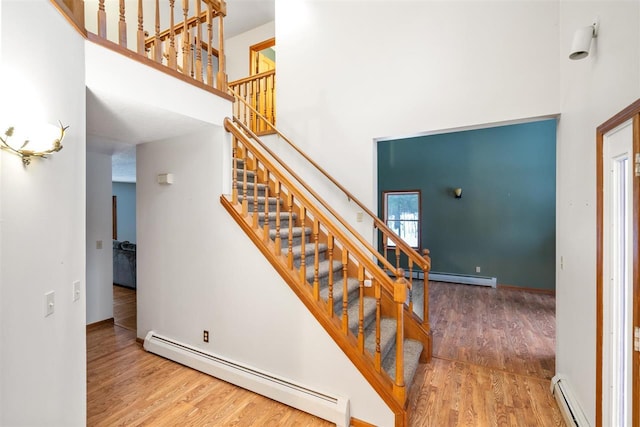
427 272 497 288
550 376 589 427
143 331 350 426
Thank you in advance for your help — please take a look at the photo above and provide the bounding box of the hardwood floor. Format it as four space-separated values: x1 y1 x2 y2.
113 285 136 331
88 281 564 426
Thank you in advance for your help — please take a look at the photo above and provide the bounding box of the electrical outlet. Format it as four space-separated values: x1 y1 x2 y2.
475 266 481 273
203 330 209 343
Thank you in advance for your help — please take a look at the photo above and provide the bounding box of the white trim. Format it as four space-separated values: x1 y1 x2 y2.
429 272 497 288
143 331 350 426
551 376 589 427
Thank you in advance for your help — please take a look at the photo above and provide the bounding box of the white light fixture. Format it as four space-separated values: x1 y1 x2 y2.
569 20 598 60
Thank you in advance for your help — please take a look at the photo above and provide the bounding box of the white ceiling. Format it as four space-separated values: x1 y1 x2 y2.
88 0 275 182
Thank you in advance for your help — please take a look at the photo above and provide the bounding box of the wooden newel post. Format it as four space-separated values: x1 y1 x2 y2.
216 12 228 91
422 249 431 329
393 268 407 403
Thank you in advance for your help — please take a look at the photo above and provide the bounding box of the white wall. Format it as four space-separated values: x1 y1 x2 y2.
226 20 275 81
274 0 561 238
556 2 640 424
86 150 113 325
137 129 394 425
0 1 86 425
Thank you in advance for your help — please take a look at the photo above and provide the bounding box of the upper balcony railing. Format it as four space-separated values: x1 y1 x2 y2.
51 0 228 95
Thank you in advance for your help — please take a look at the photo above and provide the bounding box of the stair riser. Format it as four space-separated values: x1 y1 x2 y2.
236 186 268 198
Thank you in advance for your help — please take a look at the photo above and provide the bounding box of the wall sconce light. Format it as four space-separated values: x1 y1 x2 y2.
569 20 598 60
454 188 462 199
0 122 67 166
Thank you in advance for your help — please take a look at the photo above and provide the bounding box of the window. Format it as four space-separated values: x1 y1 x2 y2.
383 191 420 248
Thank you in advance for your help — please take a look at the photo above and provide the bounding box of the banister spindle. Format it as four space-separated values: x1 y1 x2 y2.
357 266 365 353
195 0 203 81
299 207 307 285
216 13 227 91
231 140 238 204
136 0 144 54
118 0 127 47
182 0 190 76
395 246 401 272
168 0 177 69
287 192 294 269
97 0 106 38
262 184 270 243
407 258 414 313
393 269 407 403
154 0 161 63
341 249 349 334
274 180 282 255
327 234 334 317
252 163 259 228
312 219 320 300
270 74 276 126
374 279 382 371
241 149 248 215
206 3 213 86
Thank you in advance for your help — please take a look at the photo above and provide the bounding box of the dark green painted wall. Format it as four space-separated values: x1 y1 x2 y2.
377 119 556 290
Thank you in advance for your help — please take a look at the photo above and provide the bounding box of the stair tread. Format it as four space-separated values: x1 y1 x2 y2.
269 227 311 239
364 317 397 362
382 339 424 388
319 277 360 303
304 258 341 282
238 195 280 204
282 243 328 259
331 296 377 336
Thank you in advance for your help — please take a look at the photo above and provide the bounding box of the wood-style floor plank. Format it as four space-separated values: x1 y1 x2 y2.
88 281 564 426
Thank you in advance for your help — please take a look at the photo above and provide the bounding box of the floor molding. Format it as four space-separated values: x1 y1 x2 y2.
497 284 555 295
86 317 114 332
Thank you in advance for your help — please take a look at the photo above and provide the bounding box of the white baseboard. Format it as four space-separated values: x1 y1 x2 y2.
143 331 350 426
429 272 497 288
550 376 589 426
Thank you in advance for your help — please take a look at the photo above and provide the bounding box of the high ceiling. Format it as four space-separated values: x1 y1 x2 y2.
88 0 275 182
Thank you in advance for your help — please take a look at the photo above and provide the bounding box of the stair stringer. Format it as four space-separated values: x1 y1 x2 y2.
221 195 407 426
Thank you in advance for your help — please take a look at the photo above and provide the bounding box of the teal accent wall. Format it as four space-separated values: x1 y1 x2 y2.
377 119 556 290
113 182 136 243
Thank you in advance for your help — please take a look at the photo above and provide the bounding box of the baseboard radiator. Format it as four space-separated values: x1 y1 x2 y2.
550 376 589 427
143 331 350 426
427 272 497 288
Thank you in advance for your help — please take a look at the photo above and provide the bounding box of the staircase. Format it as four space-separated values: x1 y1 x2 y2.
221 116 432 426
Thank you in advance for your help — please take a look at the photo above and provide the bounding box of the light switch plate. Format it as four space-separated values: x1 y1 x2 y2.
73 280 81 302
45 291 55 317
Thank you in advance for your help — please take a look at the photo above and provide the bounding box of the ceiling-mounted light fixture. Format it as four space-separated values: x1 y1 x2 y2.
454 188 462 199
569 20 599 60
0 122 67 166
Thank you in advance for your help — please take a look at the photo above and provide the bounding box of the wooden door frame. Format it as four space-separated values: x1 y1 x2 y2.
596 98 640 427
249 37 275 75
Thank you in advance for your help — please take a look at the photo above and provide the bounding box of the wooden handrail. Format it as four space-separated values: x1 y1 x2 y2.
227 87 430 273
226 118 398 288
229 70 275 86
227 117 399 277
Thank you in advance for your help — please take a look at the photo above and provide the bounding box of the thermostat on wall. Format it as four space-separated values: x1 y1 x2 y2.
157 173 174 185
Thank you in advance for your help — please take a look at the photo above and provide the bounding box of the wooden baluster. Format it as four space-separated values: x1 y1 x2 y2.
422 249 431 329
270 74 276 125
393 269 407 403
252 163 259 228
395 246 401 272
250 79 255 132
312 219 320 300
374 278 381 371
327 233 334 317
168 0 177 69
206 3 213 86
262 76 268 131
118 0 127 47
154 0 161 63
263 183 270 243
195 0 203 81
407 258 414 313
287 192 294 269
241 150 248 215
231 140 238 204
136 0 145 54
358 266 365 353
216 13 227 91
274 180 282 255
182 0 190 76
97 0 106 38
341 249 349 334
299 207 307 284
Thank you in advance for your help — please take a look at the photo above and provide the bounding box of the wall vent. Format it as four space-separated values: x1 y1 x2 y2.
143 331 350 426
